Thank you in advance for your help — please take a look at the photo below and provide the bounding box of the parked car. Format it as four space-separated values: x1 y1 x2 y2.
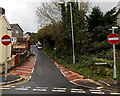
36 43 42 50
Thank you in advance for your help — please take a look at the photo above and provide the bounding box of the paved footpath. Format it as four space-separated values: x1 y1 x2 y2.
8 56 36 78
54 62 101 89
0 55 37 87
1 47 120 95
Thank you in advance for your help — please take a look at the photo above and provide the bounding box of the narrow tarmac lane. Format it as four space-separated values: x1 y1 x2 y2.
2 46 119 95
2 45 79 94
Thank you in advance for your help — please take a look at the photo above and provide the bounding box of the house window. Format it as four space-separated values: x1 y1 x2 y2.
11 37 17 44
15 30 18 34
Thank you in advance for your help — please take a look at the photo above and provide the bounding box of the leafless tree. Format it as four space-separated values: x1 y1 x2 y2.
36 2 61 26
36 1 89 28
79 1 89 13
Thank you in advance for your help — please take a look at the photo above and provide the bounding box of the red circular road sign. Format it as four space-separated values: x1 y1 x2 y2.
107 33 120 44
1 35 11 46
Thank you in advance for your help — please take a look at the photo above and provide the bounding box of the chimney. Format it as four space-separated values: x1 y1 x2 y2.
0 7 5 15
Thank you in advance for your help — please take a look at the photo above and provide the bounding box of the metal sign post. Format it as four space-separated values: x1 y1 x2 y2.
5 46 8 81
113 44 116 81
1 35 11 81
112 28 117 84
108 27 119 84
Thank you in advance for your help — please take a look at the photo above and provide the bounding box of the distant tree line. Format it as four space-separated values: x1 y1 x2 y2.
36 2 120 60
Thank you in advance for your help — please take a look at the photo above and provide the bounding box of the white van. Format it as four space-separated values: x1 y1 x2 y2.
36 43 42 50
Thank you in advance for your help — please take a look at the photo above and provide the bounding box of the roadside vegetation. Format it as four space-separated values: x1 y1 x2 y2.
35 2 120 81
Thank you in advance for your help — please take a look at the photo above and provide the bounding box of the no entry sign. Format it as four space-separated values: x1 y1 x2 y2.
107 33 120 44
1 35 11 46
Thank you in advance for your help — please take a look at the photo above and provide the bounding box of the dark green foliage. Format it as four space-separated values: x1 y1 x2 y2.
36 4 120 80
103 7 117 26
87 6 104 32
87 6 117 32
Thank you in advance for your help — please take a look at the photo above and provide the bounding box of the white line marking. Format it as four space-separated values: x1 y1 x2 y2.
110 93 120 95
23 65 33 68
53 88 66 90
91 92 104 94
70 81 94 89
35 57 36 62
4 86 16 88
31 67 34 73
54 62 58 66
67 74 75 77
34 58 36 65
98 80 110 86
55 64 59 68
8 86 16 88
33 89 47 91
60 67 64 69
71 90 85 93
0 88 10 90
52 87 66 92
29 76 32 79
20 66 32 69
36 87 48 89
33 52 35 55
60 70 66 77
89 89 101 92
96 87 103 89
18 68 32 70
71 79 81 82
36 87 40 88
71 88 83 91
24 87 31 89
52 90 66 92
63 72 68 73
15 88 28 91
16 70 31 73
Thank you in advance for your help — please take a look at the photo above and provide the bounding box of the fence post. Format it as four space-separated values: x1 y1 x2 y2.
14 54 19 65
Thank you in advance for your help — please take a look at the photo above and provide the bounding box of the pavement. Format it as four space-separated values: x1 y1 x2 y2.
54 62 120 91
0 51 120 93
48 54 120 92
0 54 36 87
97 79 120 91
0 75 21 84
54 62 100 89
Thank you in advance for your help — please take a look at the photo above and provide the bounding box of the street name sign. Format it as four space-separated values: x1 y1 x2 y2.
1 35 11 46
107 33 119 44
95 62 107 65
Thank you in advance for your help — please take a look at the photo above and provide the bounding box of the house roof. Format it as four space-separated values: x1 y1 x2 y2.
0 14 11 29
116 8 120 16
0 7 5 15
10 24 24 32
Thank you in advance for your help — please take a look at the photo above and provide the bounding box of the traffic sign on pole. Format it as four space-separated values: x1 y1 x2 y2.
107 33 119 45
1 35 11 81
108 28 119 84
1 35 11 46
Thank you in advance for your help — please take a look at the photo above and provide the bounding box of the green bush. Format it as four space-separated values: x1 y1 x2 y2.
43 46 120 80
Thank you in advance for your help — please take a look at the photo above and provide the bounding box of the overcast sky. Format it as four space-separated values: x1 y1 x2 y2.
0 0 120 33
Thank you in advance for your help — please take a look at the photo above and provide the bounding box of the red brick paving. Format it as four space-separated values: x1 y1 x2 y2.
54 62 90 83
8 56 36 77
7 55 96 85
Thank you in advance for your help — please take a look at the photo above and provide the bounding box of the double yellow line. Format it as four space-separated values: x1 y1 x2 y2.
0 76 30 88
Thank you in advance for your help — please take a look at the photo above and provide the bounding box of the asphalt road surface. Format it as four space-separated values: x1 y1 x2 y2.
2 45 86 95
2 46 116 96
